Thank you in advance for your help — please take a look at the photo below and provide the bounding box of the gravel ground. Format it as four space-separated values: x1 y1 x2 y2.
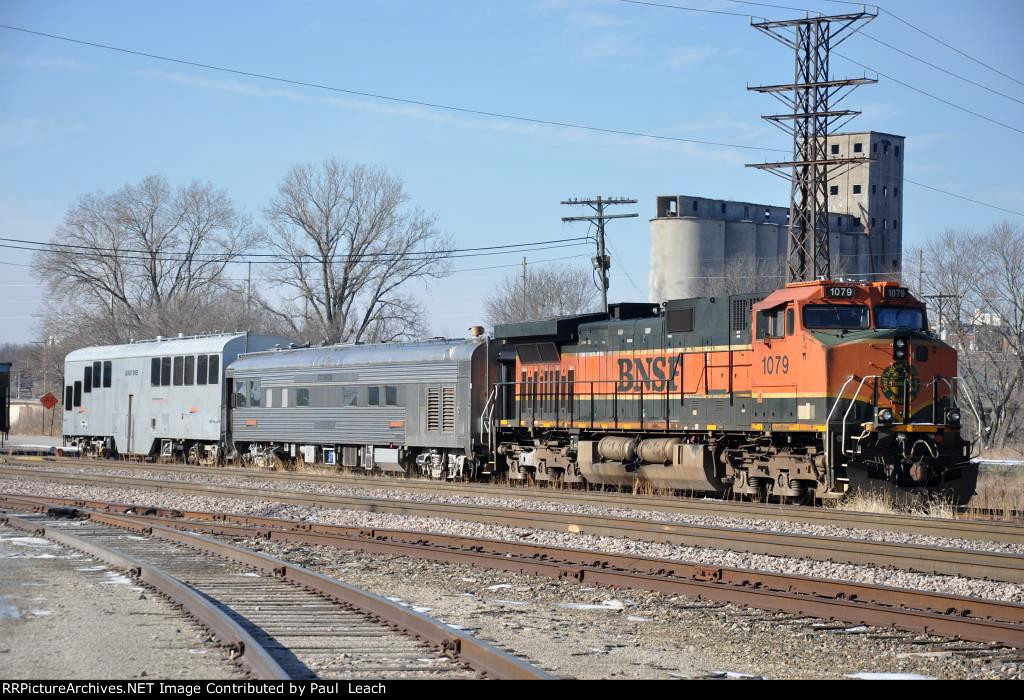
226 536 1024 680
0 525 241 679
5 477 1024 603
4 463 1022 555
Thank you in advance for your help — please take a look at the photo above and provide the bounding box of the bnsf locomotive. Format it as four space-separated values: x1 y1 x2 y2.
62 280 978 504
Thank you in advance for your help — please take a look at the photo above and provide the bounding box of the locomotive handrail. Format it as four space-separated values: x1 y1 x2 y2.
841 375 880 456
822 375 855 473
951 375 984 443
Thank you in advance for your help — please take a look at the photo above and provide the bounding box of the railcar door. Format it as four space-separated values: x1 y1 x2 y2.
127 394 134 454
752 303 797 423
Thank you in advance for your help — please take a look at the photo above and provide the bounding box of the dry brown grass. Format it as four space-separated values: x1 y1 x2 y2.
830 489 957 519
965 470 1024 520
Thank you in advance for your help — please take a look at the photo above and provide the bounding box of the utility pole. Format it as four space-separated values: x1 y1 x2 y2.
746 10 877 282
247 260 252 319
561 196 638 313
918 249 924 295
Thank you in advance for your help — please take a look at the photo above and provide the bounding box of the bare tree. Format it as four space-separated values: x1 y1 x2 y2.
911 222 1024 451
688 257 782 299
260 159 452 344
484 263 598 326
35 175 259 344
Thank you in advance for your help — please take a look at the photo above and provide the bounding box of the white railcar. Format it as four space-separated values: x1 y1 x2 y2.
62 332 289 461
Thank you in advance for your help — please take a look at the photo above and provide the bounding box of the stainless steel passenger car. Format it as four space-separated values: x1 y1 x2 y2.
227 339 493 478
63 332 290 461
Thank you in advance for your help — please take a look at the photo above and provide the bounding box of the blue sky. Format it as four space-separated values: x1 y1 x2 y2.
1 0 1022 343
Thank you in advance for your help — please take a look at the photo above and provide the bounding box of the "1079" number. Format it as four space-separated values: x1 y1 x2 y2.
762 355 790 374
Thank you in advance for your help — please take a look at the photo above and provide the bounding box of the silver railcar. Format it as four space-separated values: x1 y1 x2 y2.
227 338 492 478
63 332 290 461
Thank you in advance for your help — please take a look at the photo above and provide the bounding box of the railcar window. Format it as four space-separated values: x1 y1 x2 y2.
249 380 260 407
93 362 102 388
197 355 208 385
385 386 398 406
73 381 81 407
184 356 195 386
234 381 247 408
84 365 92 393
296 388 309 407
786 308 794 336
342 386 358 407
876 307 925 330
160 357 171 386
65 386 72 411
803 305 870 329
208 355 219 384
173 356 184 386
368 386 380 406
103 361 111 388
151 358 160 386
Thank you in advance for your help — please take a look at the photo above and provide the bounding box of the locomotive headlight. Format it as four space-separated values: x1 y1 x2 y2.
877 408 894 423
895 339 906 348
894 348 906 359
946 409 962 426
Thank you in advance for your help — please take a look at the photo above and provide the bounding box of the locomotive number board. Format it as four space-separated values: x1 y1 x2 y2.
883 287 909 299
825 286 857 299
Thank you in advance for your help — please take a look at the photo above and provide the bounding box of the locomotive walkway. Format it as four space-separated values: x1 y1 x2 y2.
2 462 1023 582
3 494 1023 650
0 506 552 680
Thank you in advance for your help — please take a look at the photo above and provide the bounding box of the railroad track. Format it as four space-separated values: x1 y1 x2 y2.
4 494 1023 650
0 505 552 680
4 455 1022 544
3 464 1024 582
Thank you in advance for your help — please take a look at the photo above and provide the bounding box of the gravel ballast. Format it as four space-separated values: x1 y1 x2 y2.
4 463 1021 554
230 536 1023 680
4 477 1024 603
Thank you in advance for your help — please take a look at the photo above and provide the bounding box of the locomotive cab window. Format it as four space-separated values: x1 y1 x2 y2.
758 307 786 339
876 307 925 331
803 305 870 329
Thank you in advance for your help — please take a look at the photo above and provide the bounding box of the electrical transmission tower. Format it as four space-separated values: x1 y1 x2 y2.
746 9 877 282
561 196 638 313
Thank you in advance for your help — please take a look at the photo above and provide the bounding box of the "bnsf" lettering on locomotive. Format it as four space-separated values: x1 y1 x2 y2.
616 356 683 392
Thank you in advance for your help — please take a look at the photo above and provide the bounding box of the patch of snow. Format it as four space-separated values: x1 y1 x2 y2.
845 672 934 680
557 599 625 611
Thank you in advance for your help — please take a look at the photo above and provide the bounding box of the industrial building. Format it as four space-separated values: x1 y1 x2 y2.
649 131 905 302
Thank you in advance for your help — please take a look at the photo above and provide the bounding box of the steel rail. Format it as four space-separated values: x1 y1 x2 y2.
6 497 1022 648
0 513 289 680
3 467 1023 582
4 455 1021 543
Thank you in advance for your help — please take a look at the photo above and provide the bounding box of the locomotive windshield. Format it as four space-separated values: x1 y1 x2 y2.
803 304 870 329
876 306 925 330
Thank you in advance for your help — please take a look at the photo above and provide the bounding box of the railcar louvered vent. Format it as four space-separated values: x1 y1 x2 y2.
442 386 456 432
731 298 755 332
426 387 441 432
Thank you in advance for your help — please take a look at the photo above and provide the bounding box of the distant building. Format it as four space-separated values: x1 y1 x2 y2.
649 131 905 302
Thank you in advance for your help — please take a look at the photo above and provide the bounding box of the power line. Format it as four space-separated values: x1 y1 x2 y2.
0 23 1019 218
0 240 592 266
0 235 590 262
0 23 783 154
832 50 1024 135
879 7 1024 89
621 2 1024 134
857 33 1024 107
903 179 1024 218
